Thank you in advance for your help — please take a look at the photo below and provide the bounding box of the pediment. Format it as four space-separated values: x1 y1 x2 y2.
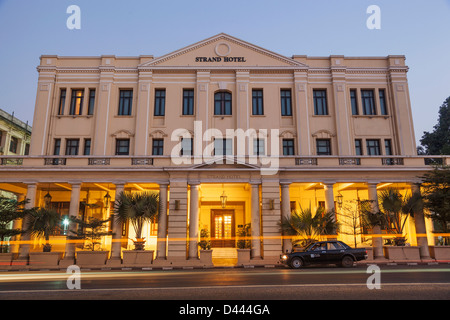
139 33 308 69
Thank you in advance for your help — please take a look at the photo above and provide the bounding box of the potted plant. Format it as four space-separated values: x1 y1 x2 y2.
377 188 422 260
237 223 251 266
280 205 340 250
26 207 64 266
68 216 113 266
0 196 28 267
198 228 213 267
113 191 159 266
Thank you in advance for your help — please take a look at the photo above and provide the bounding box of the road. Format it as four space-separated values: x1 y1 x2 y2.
0 265 448 302
0 265 450 319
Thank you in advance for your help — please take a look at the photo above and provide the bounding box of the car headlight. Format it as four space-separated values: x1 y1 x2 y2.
281 255 288 260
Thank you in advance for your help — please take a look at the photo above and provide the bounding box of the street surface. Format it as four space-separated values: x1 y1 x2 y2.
0 265 448 301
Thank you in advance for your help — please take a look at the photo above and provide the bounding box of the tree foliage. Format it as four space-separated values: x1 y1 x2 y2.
420 166 450 243
418 96 450 155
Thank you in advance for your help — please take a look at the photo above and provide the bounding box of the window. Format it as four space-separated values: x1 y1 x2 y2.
214 91 232 115
379 89 388 115
385 139 393 155
281 89 292 116
83 139 91 156
355 139 363 156
69 89 84 115
180 138 193 156
152 139 164 156
154 89 166 116
313 90 328 115
316 139 331 155
214 139 232 156
24 144 30 156
54 139 61 155
282 139 295 156
253 138 265 156
366 139 381 155
65 139 80 156
88 89 96 115
118 90 133 116
350 89 358 115
58 89 66 115
115 139 130 156
252 89 264 115
361 90 376 115
9 137 18 153
182 89 194 115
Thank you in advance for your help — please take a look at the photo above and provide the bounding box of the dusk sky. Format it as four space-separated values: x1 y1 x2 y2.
0 0 449 147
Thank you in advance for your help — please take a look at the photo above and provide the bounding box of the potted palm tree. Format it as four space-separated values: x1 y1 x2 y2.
26 207 64 267
280 205 340 250
68 216 113 266
0 196 28 267
113 191 159 266
378 188 422 260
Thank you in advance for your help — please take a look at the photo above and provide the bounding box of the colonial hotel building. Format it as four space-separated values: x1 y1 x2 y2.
1 34 448 268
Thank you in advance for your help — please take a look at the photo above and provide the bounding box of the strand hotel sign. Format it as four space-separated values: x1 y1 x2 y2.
195 42 246 63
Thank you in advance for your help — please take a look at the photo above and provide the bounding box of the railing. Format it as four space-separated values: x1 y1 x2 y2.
0 155 448 169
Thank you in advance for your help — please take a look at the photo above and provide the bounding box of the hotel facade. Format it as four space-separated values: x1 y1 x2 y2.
1 34 448 268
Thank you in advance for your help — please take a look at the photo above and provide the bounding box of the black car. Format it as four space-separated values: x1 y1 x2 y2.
280 240 368 268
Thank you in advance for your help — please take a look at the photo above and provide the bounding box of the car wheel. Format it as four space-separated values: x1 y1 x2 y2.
341 256 354 268
290 257 303 269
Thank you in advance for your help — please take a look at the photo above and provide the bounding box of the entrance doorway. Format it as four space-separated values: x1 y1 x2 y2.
211 209 235 248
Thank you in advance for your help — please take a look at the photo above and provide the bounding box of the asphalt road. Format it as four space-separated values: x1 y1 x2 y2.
0 265 448 302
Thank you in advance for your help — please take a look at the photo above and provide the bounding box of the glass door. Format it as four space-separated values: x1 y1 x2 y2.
211 210 235 248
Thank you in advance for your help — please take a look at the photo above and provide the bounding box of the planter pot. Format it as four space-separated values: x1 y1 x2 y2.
383 246 420 261
237 249 251 266
29 252 63 267
0 253 14 267
363 247 374 261
429 246 450 261
122 250 154 266
76 251 109 266
199 250 213 267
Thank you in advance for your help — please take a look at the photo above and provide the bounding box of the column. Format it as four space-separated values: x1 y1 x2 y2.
18 183 37 259
280 183 292 253
109 183 125 262
410 183 432 260
188 183 200 260
167 180 188 260
323 183 335 215
156 183 169 260
63 183 81 262
250 183 261 259
367 182 385 260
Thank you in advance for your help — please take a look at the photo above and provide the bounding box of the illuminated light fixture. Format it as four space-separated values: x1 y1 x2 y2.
220 184 228 209
43 184 52 208
336 192 344 209
104 191 111 208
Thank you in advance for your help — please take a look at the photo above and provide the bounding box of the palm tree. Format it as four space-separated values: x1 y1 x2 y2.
26 207 61 252
377 188 422 246
280 205 340 248
113 191 159 250
0 196 28 253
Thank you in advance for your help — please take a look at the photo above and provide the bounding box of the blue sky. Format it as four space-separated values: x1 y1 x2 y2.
0 0 449 146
